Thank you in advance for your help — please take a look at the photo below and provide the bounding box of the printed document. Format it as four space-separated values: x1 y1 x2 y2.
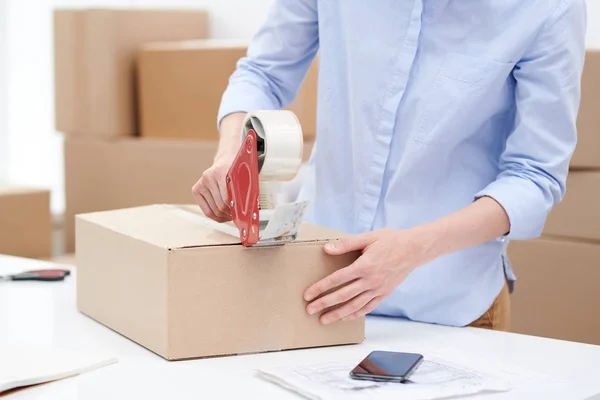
257 349 555 400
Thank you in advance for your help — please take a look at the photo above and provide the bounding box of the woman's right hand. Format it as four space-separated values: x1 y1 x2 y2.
192 163 232 222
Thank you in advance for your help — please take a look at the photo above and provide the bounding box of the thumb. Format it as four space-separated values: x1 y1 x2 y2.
324 234 372 255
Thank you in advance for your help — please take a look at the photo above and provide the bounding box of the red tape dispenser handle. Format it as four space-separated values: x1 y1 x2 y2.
226 129 261 247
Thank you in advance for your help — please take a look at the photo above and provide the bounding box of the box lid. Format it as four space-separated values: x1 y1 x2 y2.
77 204 348 250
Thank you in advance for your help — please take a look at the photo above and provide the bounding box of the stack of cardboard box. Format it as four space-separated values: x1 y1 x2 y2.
508 50 600 345
0 187 52 258
55 9 319 252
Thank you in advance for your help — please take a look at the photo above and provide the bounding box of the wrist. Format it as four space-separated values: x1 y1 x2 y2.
411 219 449 262
213 151 237 166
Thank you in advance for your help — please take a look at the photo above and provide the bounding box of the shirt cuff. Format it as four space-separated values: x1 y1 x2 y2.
217 80 282 130
474 175 548 241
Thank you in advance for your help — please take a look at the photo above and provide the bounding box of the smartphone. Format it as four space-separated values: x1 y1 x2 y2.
349 351 424 383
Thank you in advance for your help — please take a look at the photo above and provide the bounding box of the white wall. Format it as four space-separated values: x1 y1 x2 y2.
587 1 600 47
5 0 274 215
0 0 7 184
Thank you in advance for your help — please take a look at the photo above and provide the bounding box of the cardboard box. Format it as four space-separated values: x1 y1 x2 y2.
76 204 365 360
64 138 218 252
544 171 600 241
508 238 600 345
573 49 600 169
137 40 318 141
54 9 208 137
0 187 52 258
65 137 314 252
137 40 247 140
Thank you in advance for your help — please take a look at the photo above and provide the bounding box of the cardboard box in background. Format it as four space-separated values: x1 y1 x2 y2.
76 204 364 360
54 9 209 137
64 138 218 252
137 40 319 141
287 57 319 141
508 238 600 345
573 49 600 169
544 171 600 241
137 40 247 140
0 187 52 259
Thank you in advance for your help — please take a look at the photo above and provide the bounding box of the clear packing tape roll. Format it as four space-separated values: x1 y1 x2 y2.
243 110 304 182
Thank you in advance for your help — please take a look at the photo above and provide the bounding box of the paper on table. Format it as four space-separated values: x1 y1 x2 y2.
257 355 513 400
0 343 118 393
257 345 564 400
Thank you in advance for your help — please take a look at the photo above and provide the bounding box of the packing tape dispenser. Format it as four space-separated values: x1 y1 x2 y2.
170 110 308 247
226 110 308 247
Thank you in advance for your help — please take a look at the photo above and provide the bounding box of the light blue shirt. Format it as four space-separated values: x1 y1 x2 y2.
218 0 586 327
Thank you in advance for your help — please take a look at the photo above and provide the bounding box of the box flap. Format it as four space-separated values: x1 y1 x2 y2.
140 39 248 52
76 204 349 250
0 186 49 197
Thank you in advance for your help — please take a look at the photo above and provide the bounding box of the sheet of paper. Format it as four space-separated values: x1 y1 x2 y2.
258 356 512 400
0 343 118 393
257 347 562 400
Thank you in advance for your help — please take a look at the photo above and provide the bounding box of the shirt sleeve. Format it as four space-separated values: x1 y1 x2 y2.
474 0 587 241
217 0 319 127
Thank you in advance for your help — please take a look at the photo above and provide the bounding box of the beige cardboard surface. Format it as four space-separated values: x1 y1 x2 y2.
0 187 52 259
137 40 247 140
64 138 218 252
508 238 600 345
54 9 208 137
76 205 365 360
544 171 600 241
137 40 318 141
573 49 600 169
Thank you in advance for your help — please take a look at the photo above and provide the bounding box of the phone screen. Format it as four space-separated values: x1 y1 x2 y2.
350 351 423 380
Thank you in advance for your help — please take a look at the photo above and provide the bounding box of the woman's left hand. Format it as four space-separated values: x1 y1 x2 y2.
303 227 437 325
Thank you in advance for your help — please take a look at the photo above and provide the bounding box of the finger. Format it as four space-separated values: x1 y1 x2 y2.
213 164 231 210
306 280 366 315
198 184 229 220
341 296 383 322
320 291 376 325
324 233 374 256
193 190 216 220
219 179 230 211
205 177 230 217
192 182 229 222
303 262 364 302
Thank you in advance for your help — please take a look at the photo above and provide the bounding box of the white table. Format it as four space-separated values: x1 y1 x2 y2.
1 255 600 399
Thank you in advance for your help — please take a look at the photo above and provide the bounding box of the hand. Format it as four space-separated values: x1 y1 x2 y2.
303 228 437 325
192 163 232 222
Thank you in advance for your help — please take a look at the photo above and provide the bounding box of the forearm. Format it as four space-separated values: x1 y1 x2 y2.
419 196 510 260
214 113 246 165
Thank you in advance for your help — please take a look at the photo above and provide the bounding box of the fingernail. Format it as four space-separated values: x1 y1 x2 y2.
307 306 316 315
321 316 331 325
324 242 336 251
